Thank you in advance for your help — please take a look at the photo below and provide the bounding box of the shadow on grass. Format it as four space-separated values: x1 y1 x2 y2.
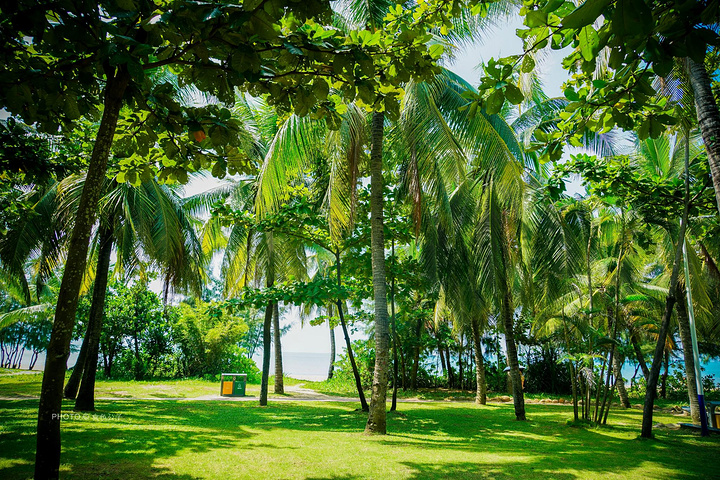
1 399 718 479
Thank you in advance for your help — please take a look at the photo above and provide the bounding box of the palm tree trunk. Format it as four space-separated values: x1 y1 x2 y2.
688 58 720 215
410 317 422 390
365 111 390 435
660 350 669 399
445 346 454 389
34 69 129 480
63 328 90 399
641 199 690 437
503 286 526 420
676 284 701 423
259 300 273 406
390 240 398 411
470 318 487 405
613 353 630 409
273 302 284 394
630 330 650 381
74 226 114 412
335 252 368 411
328 310 335 380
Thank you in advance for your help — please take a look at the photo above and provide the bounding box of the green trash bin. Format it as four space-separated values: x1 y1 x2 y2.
220 373 247 397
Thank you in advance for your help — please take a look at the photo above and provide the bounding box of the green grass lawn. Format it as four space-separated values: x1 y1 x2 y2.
1 376 718 479
0 372 303 400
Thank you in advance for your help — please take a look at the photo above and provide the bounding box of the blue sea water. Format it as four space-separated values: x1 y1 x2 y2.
252 351 334 381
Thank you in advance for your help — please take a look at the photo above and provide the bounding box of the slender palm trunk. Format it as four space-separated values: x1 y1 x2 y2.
259 300 273 406
660 350 669 399
613 353 630 409
390 240 398 411
503 287 525 420
688 58 720 215
641 188 690 437
470 318 486 405
335 252 368 411
437 337 447 379
630 331 650 381
273 302 283 394
34 70 129 480
676 284 701 423
74 226 114 412
63 329 90 399
410 317 422 390
365 111 390 435
328 310 335 380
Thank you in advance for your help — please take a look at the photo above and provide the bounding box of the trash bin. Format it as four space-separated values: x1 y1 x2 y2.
220 373 247 397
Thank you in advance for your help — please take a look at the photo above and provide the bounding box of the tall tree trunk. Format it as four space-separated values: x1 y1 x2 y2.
132 324 142 380
470 318 486 405
641 188 690 437
410 317 422 390
445 346 455 389
273 302 283 394
259 300 273 406
660 350 669 399
390 240 398 411
365 111 389 435
437 337 447 379
335 251 368 411
688 58 720 215
457 336 464 391
328 309 335 380
676 283 701 423
74 226 114 412
34 69 129 480
630 330 650 381
63 330 90 400
503 287 525 420
613 353 630 409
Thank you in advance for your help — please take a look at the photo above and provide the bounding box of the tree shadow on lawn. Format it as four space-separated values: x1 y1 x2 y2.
0 399 272 479
379 404 719 479
2 399 717 479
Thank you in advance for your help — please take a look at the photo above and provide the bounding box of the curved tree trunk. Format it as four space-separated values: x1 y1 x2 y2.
365 111 390 435
630 330 650 381
688 58 720 215
63 328 90 400
336 300 368 411
503 288 525 420
34 70 129 480
273 302 284 394
334 252 368 411
470 318 486 405
612 353 631 409
259 300 273 406
676 284 701 423
74 226 114 412
641 192 690 437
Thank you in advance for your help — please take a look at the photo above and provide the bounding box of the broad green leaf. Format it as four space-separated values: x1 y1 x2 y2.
562 0 611 29
505 84 524 104
486 89 505 115
579 26 599 61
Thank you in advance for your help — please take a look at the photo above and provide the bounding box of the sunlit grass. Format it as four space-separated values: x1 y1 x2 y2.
0 377 717 479
0 372 303 399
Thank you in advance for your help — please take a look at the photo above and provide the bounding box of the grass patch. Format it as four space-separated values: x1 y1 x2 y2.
1 394 717 479
0 372 306 400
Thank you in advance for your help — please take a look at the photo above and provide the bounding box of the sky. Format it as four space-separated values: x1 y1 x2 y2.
173 17 577 355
